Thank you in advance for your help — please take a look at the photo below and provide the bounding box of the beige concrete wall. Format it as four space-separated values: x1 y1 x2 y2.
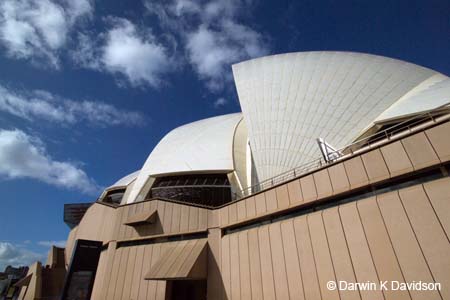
86 176 450 300
219 177 450 300
218 120 450 228
113 199 209 241
72 121 450 300
18 262 42 300
90 241 182 300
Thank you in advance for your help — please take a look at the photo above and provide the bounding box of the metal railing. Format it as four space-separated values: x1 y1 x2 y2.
232 102 450 200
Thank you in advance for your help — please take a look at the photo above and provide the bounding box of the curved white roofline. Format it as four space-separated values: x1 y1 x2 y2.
232 51 443 181
107 170 140 190
104 51 449 205
126 113 243 203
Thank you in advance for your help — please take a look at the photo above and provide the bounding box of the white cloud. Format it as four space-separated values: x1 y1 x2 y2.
185 21 267 91
37 240 66 248
102 19 171 87
147 0 269 92
0 0 93 67
0 242 45 270
0 84 146 127
171 0 200 16
64 0 93 23
72 18 172 88
0 129 101 195
214 97 227 108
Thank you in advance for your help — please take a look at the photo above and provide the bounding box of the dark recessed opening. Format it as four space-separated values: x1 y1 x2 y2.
149 174 232 207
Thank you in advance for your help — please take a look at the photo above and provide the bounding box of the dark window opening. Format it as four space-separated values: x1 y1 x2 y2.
148 174 231 207
166 280 207 300
61 240 102 300
102 189 125 205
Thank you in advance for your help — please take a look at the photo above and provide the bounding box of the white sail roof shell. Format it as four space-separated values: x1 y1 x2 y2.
126 113 243 203
107 170 140 189
232 51 444 181
375 74 450 122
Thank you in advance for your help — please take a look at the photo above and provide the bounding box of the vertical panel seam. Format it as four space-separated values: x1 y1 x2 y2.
306 215 324 300
355 200 386 300
290 219 307 300
337 206 362 300
320 210 342 300
374 196 413 300
244 231 253 300
421 184 450 243
276 221 291 299
396 190 444 300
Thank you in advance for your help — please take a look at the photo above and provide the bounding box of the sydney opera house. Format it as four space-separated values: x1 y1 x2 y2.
18 52 450 300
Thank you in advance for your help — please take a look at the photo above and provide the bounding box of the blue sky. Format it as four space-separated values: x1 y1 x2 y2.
0 0 449 269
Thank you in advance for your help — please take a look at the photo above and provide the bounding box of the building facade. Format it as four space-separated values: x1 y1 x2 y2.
18 52 450 300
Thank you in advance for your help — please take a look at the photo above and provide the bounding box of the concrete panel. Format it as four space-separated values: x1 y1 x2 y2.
287 179 304 205
343 156 370 189
237 200 247 221
118 206 130 240
425 122 450 162
245 196 256 218
221 235 231 300
154 244 168 300
208 210 219 228
313 169 333 199
229 203 238 224
207 228 223 300
94 242 116 300
293 216 321 300
198 208 208 230
280 220 305 300
129 245 145 300
229 234 241 300
163 202 173 233
275 185 290 209
179 205 190 232
357 198 410 300
377 192 440 300
113 247 129 300
220 206 229 227
339 202 383 300
423 177 450 238
156 201 166 234
188 207 199 231
125 204 138 238
91 250 108 300
248 228 264 300
323 208 361 300
328 163 351 195
399 185 450 300
268 223 290 300
121 246 137 300
401 132 440 170
151 245 164 299
300 174 317 203
105 247 122 300
380 141 414 177
258 226 276 300
171 204 181 233
307 212 340 300
265 189 278 212
361 149 390 183
65 227 78 265
138 245 153 300
255 193 267 215
238 232 252 300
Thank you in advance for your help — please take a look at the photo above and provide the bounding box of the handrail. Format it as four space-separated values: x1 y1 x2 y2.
233 102 450 200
